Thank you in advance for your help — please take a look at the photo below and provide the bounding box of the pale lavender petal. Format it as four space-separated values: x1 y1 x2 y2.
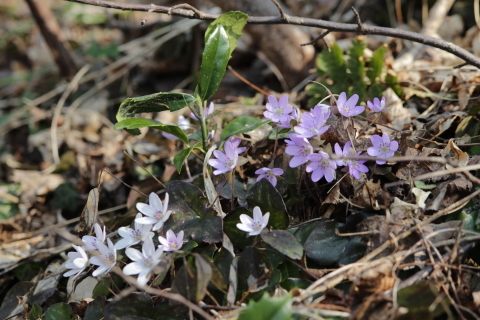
125 247 143 261
114 238 134 250
118 227 134 238
253 207 262 221
239 214 254 226
136 203 155 217
92 266 108 277
255 168 270 175
236 223 252 232
367 147 380 156
289 156 307 167
177 230 184 244
267 176 277 186
213 150 227 162
271 168 284 175
267 95 278 108
149 193 163 211
123 262 142 275
136 216 157 225
390 141 399 151
324 168 335 182
152 221 164 231
311 169 323 182
370 135 383 146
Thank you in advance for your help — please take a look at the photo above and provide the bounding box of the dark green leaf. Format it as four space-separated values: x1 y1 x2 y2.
455 116 480 138
237 247 273 296
165 181 222 243
27 304 42 320
280 278 312 291
170 264 198 304
0 183 20 221
205 12 248 58
84 296 107 320
238 293 293 320
103 293 154 320
213 249 234 291
347 38 366 102
114 118 189 144
0 282 34 319
45 303 72 320
116 92 195 122
397 282 449 319
173 143 202 173
299 220 349 266
198 24 230 101
338 237 366 265
220 116 268 141
246 179 289 230
261 230 303 260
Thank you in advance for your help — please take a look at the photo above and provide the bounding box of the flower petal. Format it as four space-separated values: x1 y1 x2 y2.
123 262 143 275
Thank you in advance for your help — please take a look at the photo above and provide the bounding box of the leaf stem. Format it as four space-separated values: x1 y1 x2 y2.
199 101 209 152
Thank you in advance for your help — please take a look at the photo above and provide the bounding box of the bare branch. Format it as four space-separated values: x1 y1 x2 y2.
64 0 480 69
270 0 290 23
301 30 330 47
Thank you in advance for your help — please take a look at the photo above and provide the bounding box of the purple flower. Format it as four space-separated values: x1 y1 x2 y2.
334 141 353 167
264 95 293 123
229 137 246 154
367 97 385 113
190 102 214 120
367 134 399 164
255 167 284 187
306 151 337 182
347 153 369 179
311 104 331 119
294 105 330 138
158 230 184 252
208 141 238 175
337 92 364 117
285 133 313 167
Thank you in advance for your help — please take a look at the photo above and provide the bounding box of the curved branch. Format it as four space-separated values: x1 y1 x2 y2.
65 0 480 69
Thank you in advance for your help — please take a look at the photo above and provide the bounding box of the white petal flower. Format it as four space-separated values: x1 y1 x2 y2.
114 213 154 250
135 193 173 231
123 238 164 286
64 245 89 278
90 238 117 277
236 206 270 236
82 223 106 252
158 230 184 252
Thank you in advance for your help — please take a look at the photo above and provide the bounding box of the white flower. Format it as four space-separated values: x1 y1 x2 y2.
236 206 270 236
135 193 173 231
64 245 89 278
114 213 155 250
82 223 106 252
123 237 164 286
90 238 117 277
158 230 184 252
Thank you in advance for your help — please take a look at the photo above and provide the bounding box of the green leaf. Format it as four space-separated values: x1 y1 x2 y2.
238 293 293 320
347 38 366 102
261 230 303 260
316 44 347 88
237 247 273 296
164 181 222 243
173 143 202 173
27 304 42 320
116 92 196 123
246 179 289 229
367 44 387 83
198 24 230 101
414 181 437 190
397 282 450 319
84 296 107 320
220 116 268 141
0 282 34 319
297 220 350 266
114 118 189 144
205 11 248 58
45 303 72 320
103 293 155 320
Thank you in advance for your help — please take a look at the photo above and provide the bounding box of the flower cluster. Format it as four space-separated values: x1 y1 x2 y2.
266 93 398 183
64 193 186 286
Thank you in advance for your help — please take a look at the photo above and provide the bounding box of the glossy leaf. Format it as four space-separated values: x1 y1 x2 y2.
198 24 230 101
84 296 106 320
171 264 198 304
116 92 195 122
261 230 303 260
114 118 189 144
45 303 72 320
238 293 293 320
164 181 222 243
205 11 248 58
299 220 349 266
173 143 202 173
237 247 273 297
220 116 268 141
246 179 289 230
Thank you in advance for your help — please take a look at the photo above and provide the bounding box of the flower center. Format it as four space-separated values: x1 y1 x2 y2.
275 109 283 115
321 159 329 167
169 241 178 249
266 171 274 177
226 158 235 167
107 253 115 262
251 221 262 231
154 211 164 220
351 160 358 166
143 258 153 268
134 230 142 240
380 145 390 153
